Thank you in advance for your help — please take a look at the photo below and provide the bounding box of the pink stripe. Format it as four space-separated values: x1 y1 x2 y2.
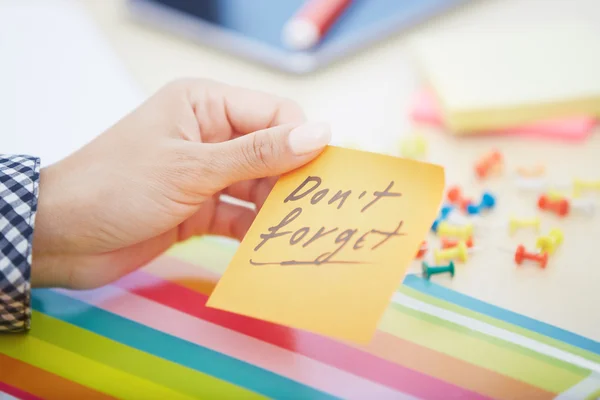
119 258 488 399
58 285 409 400
0 382 40 400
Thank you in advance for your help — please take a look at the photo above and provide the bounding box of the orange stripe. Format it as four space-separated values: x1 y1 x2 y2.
0 353 115 400
359 331 555 400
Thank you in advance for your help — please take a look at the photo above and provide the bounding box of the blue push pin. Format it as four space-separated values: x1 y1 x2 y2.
431 204 454 232
421 261 455 280
466 192 496 215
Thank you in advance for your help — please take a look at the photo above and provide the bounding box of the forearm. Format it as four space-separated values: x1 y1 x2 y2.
0 154 40 332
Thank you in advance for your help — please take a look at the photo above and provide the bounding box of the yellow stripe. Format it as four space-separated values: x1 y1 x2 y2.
166 236 233 274
27 311 263 399
0 334 194 400
379 306 587 393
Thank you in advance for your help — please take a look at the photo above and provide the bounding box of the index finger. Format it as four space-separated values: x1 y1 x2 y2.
186 79 307 143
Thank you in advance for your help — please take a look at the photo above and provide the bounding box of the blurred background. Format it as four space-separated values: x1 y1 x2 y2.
1 0 600 339
3 0 600 167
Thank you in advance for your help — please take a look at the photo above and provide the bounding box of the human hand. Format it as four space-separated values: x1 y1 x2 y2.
32 79 331 289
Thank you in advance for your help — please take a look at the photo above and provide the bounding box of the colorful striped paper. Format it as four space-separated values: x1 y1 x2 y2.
1 236 599 399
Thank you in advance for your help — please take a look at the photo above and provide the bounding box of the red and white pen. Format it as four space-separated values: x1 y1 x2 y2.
282 0 352 51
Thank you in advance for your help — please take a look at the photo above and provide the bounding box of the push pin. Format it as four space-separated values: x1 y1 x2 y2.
441 237 474 249
474 150 503 179
446 186 473 211
466 192 496 215
415 241 428 259
514 245 548 269
509 216 540 235
431 204 454 232
538 194 569 217
573 178 600 198
434 241 469 263
516 164 545 178
536 228 563 255
399 135 428 159
437 221 474 240
546 189 567 201
421 261 455 280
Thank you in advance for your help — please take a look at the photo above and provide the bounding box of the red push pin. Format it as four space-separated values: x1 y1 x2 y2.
441 237 474 249
415 241 427 259
514 245 548 269
538 194 569 217
446 186 472 211
475 150 503 179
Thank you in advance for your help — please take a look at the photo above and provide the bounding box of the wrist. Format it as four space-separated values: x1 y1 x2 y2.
31 166 68 287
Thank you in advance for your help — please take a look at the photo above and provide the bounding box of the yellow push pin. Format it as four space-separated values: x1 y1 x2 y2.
437 222 473 240
509 216 541 235
399 135 427 159
573 178 600 198
434 241 469 264
546 189 567 201
536 228 564 255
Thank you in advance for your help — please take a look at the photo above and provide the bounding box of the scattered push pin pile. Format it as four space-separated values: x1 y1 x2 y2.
409 145 596 281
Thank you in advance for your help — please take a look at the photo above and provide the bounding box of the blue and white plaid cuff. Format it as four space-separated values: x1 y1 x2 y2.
0 154 40 332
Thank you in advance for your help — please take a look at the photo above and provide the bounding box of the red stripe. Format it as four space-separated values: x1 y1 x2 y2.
116 268 488 399
0 382 40 400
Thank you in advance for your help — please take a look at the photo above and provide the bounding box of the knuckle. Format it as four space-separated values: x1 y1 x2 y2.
160 78 191 96
248 131 275 172
275 96 305 123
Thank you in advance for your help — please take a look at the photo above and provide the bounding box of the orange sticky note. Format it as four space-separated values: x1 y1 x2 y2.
207 146 445 343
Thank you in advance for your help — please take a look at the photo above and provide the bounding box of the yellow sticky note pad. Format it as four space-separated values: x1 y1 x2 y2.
207 146 445 343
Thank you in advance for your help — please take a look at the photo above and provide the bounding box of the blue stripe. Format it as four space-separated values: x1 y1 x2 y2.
402 275 600 355
31 289 338 400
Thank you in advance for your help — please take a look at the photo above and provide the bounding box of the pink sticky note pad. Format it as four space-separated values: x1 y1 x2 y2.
410 91 597 140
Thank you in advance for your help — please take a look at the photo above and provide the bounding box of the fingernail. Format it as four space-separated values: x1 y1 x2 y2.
288 122 331 155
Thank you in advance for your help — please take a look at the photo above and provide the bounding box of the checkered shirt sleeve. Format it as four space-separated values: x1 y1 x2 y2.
0 154 40 332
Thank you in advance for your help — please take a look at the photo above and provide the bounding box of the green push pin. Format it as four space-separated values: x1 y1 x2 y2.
421 261 455 280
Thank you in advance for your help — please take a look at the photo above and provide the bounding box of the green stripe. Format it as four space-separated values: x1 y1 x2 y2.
392 302 589 374
382 303 588 392
29 311 264 399
398 285 600 365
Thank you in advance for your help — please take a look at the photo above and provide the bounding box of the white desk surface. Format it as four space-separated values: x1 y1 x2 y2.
77 0 600 341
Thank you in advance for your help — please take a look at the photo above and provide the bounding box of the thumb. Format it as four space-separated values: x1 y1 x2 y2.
212 121 331 186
